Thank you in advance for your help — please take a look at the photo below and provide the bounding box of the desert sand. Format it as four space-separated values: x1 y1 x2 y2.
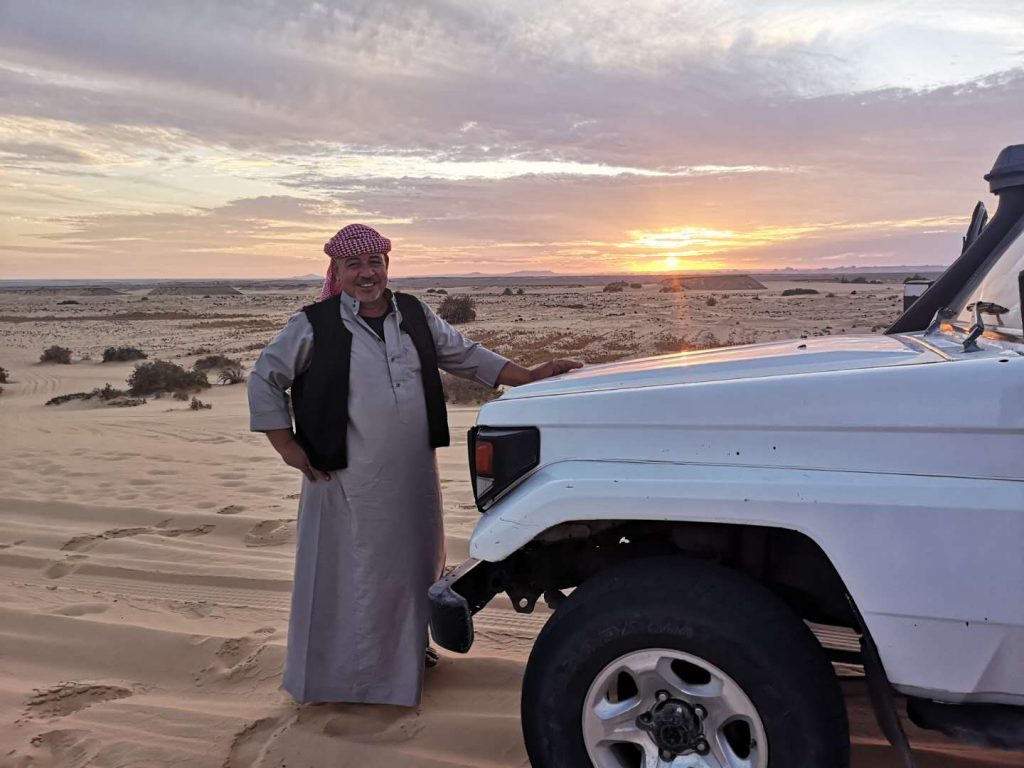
1 279 1021 767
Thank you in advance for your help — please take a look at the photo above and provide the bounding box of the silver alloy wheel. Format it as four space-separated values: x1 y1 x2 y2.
582 648 768 768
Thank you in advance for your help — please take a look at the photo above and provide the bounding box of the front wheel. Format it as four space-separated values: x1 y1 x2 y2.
521 557 849 767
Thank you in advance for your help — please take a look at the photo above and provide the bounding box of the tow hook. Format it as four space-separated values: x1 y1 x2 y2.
636 690 710 760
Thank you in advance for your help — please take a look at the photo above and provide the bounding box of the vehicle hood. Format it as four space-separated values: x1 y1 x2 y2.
500 334 943 400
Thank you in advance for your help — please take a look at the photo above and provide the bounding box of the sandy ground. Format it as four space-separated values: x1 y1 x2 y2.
1 281 1022 767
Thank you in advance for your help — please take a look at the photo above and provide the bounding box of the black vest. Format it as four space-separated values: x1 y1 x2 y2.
291 292 450 471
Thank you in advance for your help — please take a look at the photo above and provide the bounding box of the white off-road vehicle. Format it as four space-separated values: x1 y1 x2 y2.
429 145 1024 767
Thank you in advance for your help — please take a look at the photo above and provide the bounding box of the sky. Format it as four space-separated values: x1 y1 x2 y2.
1 1 1023 279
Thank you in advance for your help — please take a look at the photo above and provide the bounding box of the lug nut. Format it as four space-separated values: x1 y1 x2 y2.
695 739 710 755
694 704 707 720
656 690 670 702
660 750 674 761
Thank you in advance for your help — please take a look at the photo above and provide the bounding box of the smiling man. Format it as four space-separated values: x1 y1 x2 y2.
247 224 580 707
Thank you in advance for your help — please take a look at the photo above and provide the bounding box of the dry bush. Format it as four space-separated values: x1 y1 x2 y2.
603 281 627 293
706 296 718 307
502 287 514 296
102 346 148 363
188 346 213 355
782 288 819 297
128 360 209 397
57 299 80 305
442 372 500 405
217 363 246 385
0 366 8 384
39 346 72 364
517 288 525 295
659 285 682 293
629 283 642 289
194 354 240 372
438 295 476 324
189 397 212 410
45 383 144 407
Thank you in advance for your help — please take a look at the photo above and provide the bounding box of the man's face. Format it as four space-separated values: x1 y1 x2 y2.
337 252 389 304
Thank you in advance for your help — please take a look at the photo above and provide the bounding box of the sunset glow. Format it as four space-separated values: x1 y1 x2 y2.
0 2 1021 278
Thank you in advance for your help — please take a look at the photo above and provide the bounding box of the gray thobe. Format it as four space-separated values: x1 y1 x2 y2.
248 291 508 706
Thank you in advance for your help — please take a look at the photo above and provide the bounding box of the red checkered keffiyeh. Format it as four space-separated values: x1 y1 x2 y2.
319 224 392 301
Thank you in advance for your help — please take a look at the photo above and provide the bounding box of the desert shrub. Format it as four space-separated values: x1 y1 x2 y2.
45 391 91 406
189 397 212 410
826 292 836 298
39 346 72 364
629 283 642 289
516 288 525 295
102 346 148 363
57 299 80 305
706 296 718 307
193 354 239 372
782 288 819 297
435 288 448 295
0 366 8 384
45 384 142 407
217 363 246 385
128 360 209 397
188 346 213 356
502 287 514 296
438 295 476 324
442 372 501 405
603 281 627 293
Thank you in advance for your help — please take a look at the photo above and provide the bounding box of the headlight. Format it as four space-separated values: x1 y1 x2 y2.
467 425 540 511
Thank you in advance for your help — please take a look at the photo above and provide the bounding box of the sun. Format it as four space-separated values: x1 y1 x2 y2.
664 256 679 269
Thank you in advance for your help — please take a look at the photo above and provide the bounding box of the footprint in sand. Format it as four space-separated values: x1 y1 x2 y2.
61 527 150 552
223 711 298 768
195 628 276 686
60 524 214 551
168 599 215 618
0 539 26 549
321 704 426 744
158 524 215 538
24 682 133 719
50 603 110 617
217 504 245 515
244 519 295 548
26 729 101 768
45 554 89 579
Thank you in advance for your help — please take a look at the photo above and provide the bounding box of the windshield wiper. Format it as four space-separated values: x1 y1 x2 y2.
962 301 1011 351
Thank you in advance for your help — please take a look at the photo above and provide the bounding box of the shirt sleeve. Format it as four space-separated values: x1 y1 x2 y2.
420 298 510 387
247 311 315 432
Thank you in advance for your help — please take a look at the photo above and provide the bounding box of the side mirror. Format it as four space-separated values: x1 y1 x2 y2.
903 279 933 312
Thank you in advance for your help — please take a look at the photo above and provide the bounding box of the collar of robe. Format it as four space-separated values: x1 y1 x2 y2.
338 288 397 319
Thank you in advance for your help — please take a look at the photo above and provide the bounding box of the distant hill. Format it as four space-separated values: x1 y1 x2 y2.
665 275 766 291
148 284 243 296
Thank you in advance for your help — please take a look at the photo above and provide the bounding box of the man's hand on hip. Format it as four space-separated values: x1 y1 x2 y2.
264 429 331 482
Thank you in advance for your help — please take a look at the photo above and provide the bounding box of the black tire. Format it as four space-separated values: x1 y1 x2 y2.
521 556 849 767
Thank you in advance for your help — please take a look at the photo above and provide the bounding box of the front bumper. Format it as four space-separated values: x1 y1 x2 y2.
428 558 499 653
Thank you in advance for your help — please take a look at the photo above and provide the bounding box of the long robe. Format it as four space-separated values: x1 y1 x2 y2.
247 290 508 706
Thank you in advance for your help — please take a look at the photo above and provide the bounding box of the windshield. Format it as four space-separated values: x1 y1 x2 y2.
948 217 1024 335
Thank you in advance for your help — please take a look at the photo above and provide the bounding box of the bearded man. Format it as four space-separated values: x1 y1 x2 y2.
248 224 580 706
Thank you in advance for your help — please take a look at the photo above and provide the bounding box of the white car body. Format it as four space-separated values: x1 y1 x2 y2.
429 147 1024 761
469 330 1024 704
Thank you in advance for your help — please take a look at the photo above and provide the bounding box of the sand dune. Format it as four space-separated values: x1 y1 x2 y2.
2 285 1022 767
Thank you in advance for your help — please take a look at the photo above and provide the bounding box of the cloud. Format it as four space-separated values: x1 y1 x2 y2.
0 0 1021 277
